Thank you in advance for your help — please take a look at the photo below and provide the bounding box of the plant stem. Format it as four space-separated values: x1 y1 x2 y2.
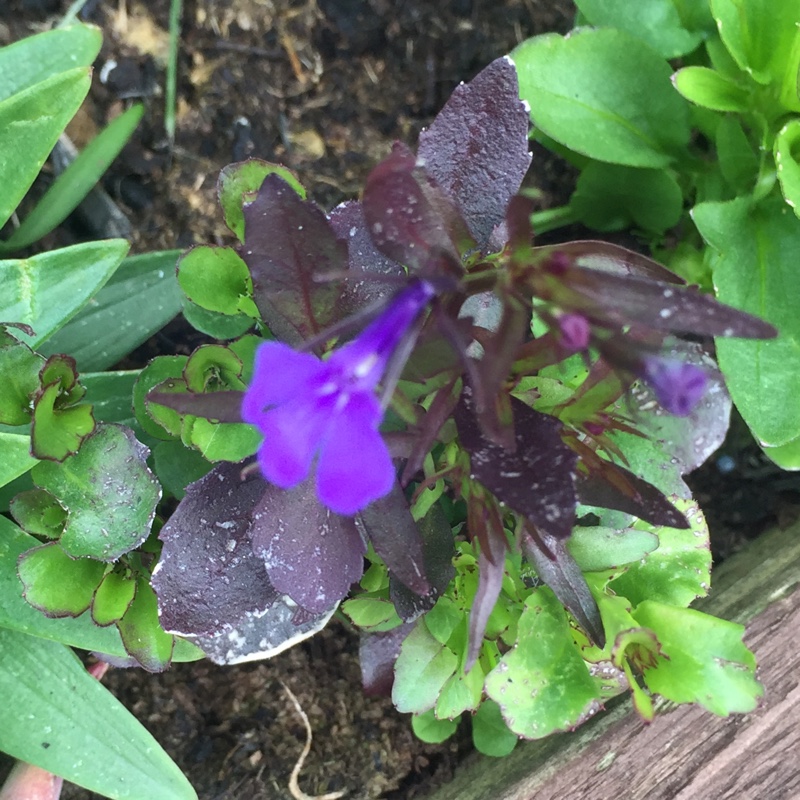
58 0 91 26
165 0 183 146
530 205 577 236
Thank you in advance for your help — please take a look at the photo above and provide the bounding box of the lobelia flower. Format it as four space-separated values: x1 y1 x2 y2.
639 356 708 416
242 279 436 515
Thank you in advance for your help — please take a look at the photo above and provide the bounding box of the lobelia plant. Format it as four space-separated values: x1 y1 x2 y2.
510 0 800 469
141 56 775 753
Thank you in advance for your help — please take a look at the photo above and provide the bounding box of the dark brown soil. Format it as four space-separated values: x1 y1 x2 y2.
0 1 578 798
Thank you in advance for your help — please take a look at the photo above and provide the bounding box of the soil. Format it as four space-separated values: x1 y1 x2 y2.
2 1 799 799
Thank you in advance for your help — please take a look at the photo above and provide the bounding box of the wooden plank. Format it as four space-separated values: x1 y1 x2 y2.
424 519 800 800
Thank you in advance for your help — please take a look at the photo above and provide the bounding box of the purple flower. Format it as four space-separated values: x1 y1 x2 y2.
242 280 436 515
557 312 591 352
640 357 708 416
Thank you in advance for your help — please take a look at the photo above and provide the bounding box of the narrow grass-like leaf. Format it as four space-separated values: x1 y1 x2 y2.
40 250 183 371
0 67 90 230
0 240 129 347
0 432 38 488
0 104 144 252
0 627 197 799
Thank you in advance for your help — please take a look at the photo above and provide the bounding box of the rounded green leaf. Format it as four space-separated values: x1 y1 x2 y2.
634 601 762 715
435 663 484 719
0 336 44 425
30 382 95 461
91 570 137 627
134 355 187 439
484 588 600 739
392 621 458 714
568 526 659 572
608 498 710 607
672 66 751 111
762 434 800 469
411 709 458 744
574 0 707 58
185 418 261 462
182 344 244 392
342 597 402 630
512 29 691 167
177 245 253 316
472 699 519 757
571 162 684 233
775 119 800 218
117 577 174 672
10 488 66 538
218 159 305 241
181 297 254 339
716 116 759 193
31 424 161 562
17 542 105 617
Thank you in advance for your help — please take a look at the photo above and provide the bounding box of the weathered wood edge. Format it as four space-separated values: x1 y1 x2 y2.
423 519 800 800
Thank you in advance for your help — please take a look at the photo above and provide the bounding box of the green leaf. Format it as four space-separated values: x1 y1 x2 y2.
0 335 43 424
342 597 402 630
135 356 187 439
0 432 38 488
511 29 691 167
32 424 161 561
392 621 459 714
424 595 464 645
411 709 458 744
151 439 213 500
218 159 305 242
573 0 706 58
91 570 137 626
633 601 762 715
672 66 752 111
0 24 101 102
471 699 519 757
0 516 202 661
570 162 684 233
775 118 800 217
568 526 659 572
17 542 105 617
186 418 260 462
181 297 254 340
0 104 144 252
608 498 710 607
710 0 800 86
0 67 90 230
692 195 800 447
435 662 484 719
30 381 95 461
10 488 66 538
117 577 174 672
762 434 800 469
177 245 253 316
0 628 197 799
0 239 130 347
81 370 141 430
484 588 599 739
716 116 759 193
40 250 183 372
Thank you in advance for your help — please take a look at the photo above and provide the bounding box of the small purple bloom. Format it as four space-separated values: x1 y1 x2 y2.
242 280 436 515
641 357 708 416
557 312 591 352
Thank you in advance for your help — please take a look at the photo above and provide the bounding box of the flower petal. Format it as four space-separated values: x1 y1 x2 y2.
241 341 323 424
316 393 394 514
255 399 329 488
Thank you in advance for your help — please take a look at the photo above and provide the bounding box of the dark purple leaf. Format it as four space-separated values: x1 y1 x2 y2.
359 481 429 595
183 599 336 665
418 56 532 252
390 503 455 621
328 200 405 315
466 546 505 672
522 525 605 648
240 174 347 345
576 458 690 529
152 460 278 637
361 143 467 273
147 388 244 423
359 623 415 697
537 241 687 284
250 476 365 613
455 391 578 540
542 259 776 339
